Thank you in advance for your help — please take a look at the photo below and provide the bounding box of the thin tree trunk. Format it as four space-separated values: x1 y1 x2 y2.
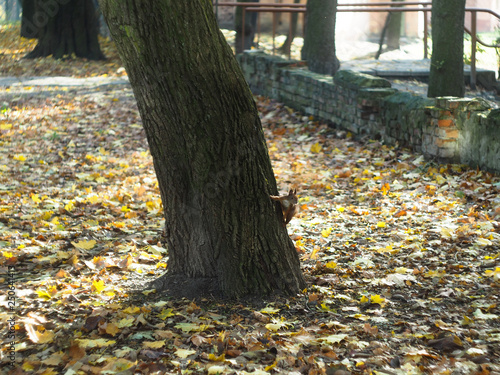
301 0 339 75
279 0 301 56
386 0 403 50
428 0 465 98
235 0 259 54
99 0 306 299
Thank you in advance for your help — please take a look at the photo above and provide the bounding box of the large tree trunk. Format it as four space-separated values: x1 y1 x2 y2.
301 0 339 75
99 0 306 299
427 0 465 98
235 0 259 54
23 0 105 60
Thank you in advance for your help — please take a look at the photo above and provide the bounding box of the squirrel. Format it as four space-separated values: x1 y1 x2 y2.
270 189 298 226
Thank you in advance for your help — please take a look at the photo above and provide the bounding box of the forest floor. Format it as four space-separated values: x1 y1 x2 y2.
1 25 500 374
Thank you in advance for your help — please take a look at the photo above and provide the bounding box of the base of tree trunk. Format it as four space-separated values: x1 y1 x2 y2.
149 274 221 299
23 0 105 61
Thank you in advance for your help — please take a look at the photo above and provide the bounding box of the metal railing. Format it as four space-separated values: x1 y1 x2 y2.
214 1 500 89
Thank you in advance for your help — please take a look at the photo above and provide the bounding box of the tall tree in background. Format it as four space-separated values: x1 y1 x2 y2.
386 0 403 50
235 0 260 53
428 0 466 97
301 0 339 75
99 0 306 298
21 0 105 60
279 0 301 56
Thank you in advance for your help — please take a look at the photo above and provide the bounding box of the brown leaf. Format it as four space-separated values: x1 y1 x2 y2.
82 315 104 332
427 335 463 352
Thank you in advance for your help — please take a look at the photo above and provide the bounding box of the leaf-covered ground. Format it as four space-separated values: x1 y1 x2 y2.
1 25 500 375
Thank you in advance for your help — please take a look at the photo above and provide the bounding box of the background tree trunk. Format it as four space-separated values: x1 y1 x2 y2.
235 0 259 54
428 0 466 98
279 0 301 56
386 0 403 50
99 0 306 299
23 0 105 60
301 0 339 75
21 0 38 38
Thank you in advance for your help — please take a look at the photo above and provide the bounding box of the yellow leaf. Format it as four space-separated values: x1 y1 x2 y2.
36 289 53 300
485 267 500 277
260 306 280 314
321 228 332 237
381 183 390 196
175 323 213 333
91 280 105 293
143 341 165 349
158 308 175 320
321 333 348 344
41 211 53 220
117 318 135 328
64 200 75 212
31 193 41 203
13 154 26 161
265 323 284 332
105 323 120 336
37 330 55 344
377 221 386 228
76 338 116 348
86 194 100 204
325 261 337 269
71 240 96 250
123 306 141 314
310 246 320 260
360 295 369 303
370 295 385 305
175 348 196 358
461 316 474 326
208 353 226 362
22 362 35 371
265 361 277 372
310 142 322 153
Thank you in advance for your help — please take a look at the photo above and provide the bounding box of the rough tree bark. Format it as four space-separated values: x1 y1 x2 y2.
22 0 105 60
99 0 306 299
428 0 466 98
301 0 339 75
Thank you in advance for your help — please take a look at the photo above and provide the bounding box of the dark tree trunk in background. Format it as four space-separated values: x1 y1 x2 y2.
235 0 259 53
301 0 339 75
279 0 301 56
21 0 38 38
22 0 105 60
428 0 466 98
99 0 306 299
386 0 403 50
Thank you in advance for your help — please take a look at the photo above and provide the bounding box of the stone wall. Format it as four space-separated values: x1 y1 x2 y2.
237 51 500 174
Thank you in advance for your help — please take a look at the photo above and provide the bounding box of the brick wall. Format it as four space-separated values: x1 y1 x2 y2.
237 51 500 174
